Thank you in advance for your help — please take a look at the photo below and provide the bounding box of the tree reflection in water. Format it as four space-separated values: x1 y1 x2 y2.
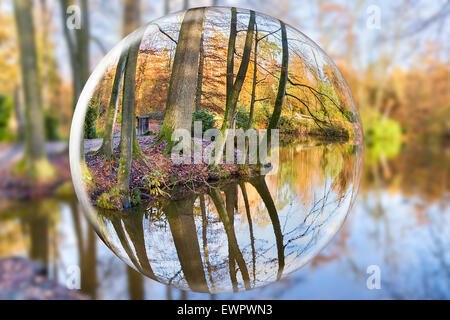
2 139 448 298
94 141 362 293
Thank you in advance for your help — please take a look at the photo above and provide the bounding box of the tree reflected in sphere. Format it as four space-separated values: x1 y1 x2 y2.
70 7 363 293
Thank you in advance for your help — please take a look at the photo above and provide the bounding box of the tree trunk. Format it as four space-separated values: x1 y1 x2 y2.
200 194 215 291
117 34 142 208
123 0 143 158
127 266 144 300
13 84 25 142
164 0 170 15
13 0 54 180
60 0 90 181
247 26 259 130
97 50 127 161
223 9 255 130
239 181 256 284
209 188 251 290
214 9 255 165
267 21 288 140
60 0 90 111
195 32 205 111
165 197 209 293
250 176 285 280
158 8 206 154
224 7 237 126
123 0 140 36
122 211 157 279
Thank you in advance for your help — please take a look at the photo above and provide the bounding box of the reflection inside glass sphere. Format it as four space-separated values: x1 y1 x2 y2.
93 142 362 293
70 7 363 293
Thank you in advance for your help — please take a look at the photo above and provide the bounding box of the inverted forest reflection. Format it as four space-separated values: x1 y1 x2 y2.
95 141 361 293
2 135 450 298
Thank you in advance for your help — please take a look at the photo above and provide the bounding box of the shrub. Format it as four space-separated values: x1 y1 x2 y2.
253 102 271 127
143 170 168 197
45 111 60 141
278 116 298 134
96 186 122 210
235 106 249 129
192 109 216 133
0 95 13 141
84 98 98 139
131 188 142 206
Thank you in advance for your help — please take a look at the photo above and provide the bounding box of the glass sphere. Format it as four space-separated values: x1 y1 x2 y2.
70 7 363 293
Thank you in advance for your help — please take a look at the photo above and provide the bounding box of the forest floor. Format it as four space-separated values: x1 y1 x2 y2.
85 133 260 209
0 142 72 200
0 257 88 300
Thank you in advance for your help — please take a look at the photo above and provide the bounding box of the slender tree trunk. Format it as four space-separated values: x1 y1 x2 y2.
247 26 259 130
209 188 251 290
60 0 90 182
13 0 54 180
214 9 255 165
224 184 238 292
108 212 145 273
195 32 205 111
123 0 140 36
82 227 97 299
78 0 90 96
200 194 215 291
224 7 237 125
13 84 25 142
127 266 144 300
239 181 256 284
250 176 285 280
60 0 90 111
164 0 170 15
158 8 206 154
223 9 255 130
117 34 142 208
28 204 49 267
97 50 127 161
122 211 156 279
39 0 50 110
267 21 288 140
123 0 143 158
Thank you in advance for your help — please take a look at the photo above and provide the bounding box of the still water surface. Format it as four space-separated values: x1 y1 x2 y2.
0 140 448 299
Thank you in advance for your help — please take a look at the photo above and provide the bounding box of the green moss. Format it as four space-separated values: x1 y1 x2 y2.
158 123 175 156
13 157 56 182
54 181 75 198
96 193 116 210
96 186 122 210
213 166 230 179
81 160 95 190
84 98 99 139
131 188 142 206
0 94 14 142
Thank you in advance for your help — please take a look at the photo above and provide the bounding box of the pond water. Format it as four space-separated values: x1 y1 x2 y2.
0 139 448 299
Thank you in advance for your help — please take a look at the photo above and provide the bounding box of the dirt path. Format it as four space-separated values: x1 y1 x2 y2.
0 142 67 167
84 135 120 154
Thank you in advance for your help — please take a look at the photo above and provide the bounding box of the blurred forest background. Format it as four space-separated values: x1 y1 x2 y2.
0 0 448 189
0 0 449 300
